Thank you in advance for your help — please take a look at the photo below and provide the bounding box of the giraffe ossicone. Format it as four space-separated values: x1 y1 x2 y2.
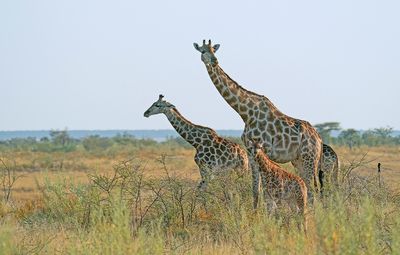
144 95 249 188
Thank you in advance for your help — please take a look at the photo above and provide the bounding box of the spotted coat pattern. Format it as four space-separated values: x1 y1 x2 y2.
319 143 340 189
250 143 307 230
144 95 249 188
193 40 335 207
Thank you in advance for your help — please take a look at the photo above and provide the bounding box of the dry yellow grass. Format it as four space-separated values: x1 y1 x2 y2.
3 147 197 201
1 144 399 254
335 145 400 189
3 144 399 202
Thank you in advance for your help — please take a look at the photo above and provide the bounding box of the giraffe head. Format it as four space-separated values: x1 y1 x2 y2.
193 39 220 66
248 140 265 157
143 94 176 118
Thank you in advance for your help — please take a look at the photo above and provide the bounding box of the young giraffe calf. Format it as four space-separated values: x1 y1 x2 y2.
144 95 249 188
249 141 308 230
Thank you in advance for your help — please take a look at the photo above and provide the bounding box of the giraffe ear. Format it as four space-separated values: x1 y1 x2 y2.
213 44 220 52
248 139 254 148
193 43 201 52
250 140 261 151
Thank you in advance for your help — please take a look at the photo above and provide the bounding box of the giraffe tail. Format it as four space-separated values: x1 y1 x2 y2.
318 149 324 195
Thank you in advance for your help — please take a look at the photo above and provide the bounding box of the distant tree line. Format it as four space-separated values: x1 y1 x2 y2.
0 129 189 153
0 125 399 152
314 122 400 149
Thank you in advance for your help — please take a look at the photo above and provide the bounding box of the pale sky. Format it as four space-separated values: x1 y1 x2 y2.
1 0 399 131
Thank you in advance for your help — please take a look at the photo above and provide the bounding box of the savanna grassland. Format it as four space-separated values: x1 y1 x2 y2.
0 135 399 254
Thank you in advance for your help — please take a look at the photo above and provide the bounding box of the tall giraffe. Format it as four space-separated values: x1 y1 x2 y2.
144 95 249 188
193 40 327 207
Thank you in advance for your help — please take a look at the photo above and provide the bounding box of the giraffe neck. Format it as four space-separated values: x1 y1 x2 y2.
206 64 278 123
255 152 270 170
255 152 280 174
164 108 213 148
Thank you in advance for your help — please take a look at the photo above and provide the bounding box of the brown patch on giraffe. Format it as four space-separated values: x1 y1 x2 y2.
274 135 284 148
247 119 257 128
226 96 239 108
267 111 274 122
248 100 255 109
274 110 284 118
258 120 267 128
267 123 276 136
239 104 247 114
262 132 268 141
284 133 290 148
253 129 261 137
275 121 283 133
230 85 239 95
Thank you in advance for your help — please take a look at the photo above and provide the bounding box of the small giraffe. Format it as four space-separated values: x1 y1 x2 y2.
249 141 307 231
193 40 326 207
144 95 249 188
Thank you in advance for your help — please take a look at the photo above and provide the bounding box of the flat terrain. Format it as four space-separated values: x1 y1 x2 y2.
5 145 400 201
0 144 399 254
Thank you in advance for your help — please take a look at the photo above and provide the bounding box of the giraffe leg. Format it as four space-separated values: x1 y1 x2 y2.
285 189 307 233
197 167 209 190
243 135 260 209
260 172 277 213
197 179 206 190
321 144 340 188
249 156 261 209
332 157 340 187
294 149 321 203
195 166 211 212
291 158 305 187
297 195 308 234
266 199 278 214
308 159 320 202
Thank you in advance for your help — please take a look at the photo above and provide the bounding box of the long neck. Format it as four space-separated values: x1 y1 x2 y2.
255 151 279 174
164 108 211 148
255 152 269 171
206 64 278 123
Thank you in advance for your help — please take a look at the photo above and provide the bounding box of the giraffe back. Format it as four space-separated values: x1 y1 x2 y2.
195 134 249 174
